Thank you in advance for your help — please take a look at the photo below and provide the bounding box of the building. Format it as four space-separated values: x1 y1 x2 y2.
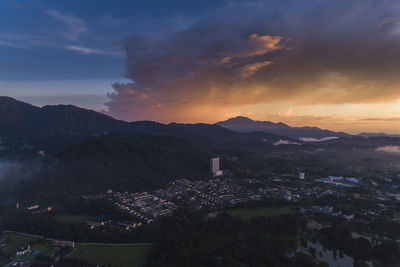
210 158 220 173
53 240 75 248
299 172 305 180
16 244 30 256
26 205 39 210
214 170 223 176
86 220 105 229
33 206 52 214
210 158 222 176
313 206 333 214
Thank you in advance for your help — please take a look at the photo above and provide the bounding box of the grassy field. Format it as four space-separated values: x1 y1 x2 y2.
53 214 95 223
0 232 41 255
227 206 292 222
0 231 150 266
67 243 152 267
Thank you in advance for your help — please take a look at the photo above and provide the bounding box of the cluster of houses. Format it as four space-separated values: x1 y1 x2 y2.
85 218 142 230
113 191 178 224
15 244 31 256
308 206 355 220
101 178 268 223
83 171 400 228
24 204 53 215
315 176 360 188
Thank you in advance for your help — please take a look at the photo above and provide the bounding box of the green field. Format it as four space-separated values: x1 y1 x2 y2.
0 232 41 255
53 214 95 223
67 243 152 267
228 206 292 221
0 231 151 266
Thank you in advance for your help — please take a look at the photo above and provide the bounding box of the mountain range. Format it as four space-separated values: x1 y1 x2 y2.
0 96 352 139
0 96 290 160
216 116 350 139
2 96 400 148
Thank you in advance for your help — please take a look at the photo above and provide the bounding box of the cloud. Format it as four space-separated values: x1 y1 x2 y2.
0 161 18 180
376 145 400 154
300 137 339 142
362 117 400 122
64 45 122 56
0 160 43 184
223 33 285 60
274 109 294 117
273 139 300 146
0 40 30 49
105 0 400 122
0 33 55 50
0 9 124 57
238 61 272 79
47 9 87 41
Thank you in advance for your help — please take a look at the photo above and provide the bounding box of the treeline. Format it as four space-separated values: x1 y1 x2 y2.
145 213 327 267
7 133 211 204
0 199 152 243
319 225 400 266
0 207 330 266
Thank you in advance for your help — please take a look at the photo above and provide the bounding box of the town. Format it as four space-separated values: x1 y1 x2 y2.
84 158 400 232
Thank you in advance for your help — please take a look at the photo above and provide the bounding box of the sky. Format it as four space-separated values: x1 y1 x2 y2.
2 0 400 134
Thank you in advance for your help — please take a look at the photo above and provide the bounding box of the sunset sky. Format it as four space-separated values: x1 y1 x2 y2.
2 0 400 133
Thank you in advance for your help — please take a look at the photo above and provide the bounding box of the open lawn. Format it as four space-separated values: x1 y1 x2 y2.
53 214 95 224
228 206 292 222
67 243 152 267
0 232 40 255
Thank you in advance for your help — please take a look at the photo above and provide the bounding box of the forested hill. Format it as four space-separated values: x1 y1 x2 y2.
0 97 295 162
0 96 128 135
0 97 290 148
11 133 211 203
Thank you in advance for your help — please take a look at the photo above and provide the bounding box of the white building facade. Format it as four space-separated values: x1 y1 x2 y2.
210 158 222 176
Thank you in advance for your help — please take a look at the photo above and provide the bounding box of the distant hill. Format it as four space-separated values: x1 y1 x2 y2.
357 132 400 138
0 97 347 141
0 97 38 132
0 97 292 159
216 116 351 139
0 96 128 135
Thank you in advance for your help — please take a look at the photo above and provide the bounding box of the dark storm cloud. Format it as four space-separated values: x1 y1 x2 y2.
105 0 400 121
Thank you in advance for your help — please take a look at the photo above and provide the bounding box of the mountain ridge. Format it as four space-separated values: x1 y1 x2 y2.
0 97 292 159
216 116 351 139
3 96 394 140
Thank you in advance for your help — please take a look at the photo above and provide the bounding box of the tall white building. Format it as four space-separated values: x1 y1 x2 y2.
210 158 222 176
299 172 305 180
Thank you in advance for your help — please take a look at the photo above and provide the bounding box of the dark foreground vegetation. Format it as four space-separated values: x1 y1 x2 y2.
145 213 318 267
